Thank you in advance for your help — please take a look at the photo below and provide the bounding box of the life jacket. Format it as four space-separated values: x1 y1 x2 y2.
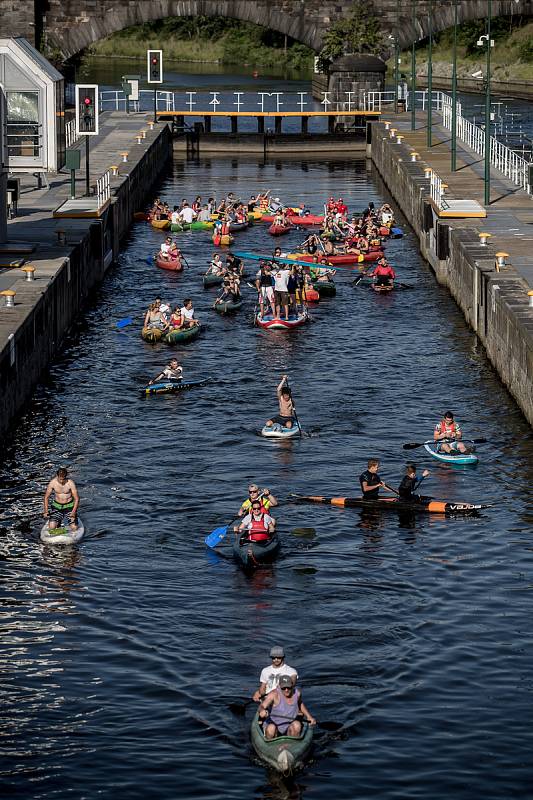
248 512 270 541
221 221 230 235
438 419 457 436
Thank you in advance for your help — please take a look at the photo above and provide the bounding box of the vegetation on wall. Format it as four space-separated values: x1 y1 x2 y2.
317 0 383 71
87 16 314 71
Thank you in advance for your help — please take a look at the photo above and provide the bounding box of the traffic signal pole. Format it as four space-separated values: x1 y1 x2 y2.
154 89 158 124
85 136 90 196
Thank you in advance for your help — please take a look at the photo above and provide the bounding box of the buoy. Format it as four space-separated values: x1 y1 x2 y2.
252 70 259 78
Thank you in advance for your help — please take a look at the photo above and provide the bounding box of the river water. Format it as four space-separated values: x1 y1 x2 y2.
2 144 533 796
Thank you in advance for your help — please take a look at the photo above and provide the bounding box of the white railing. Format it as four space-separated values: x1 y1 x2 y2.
363 89 455 113
441 93 531 192
65 118 80 147
96 170 110 206
98 90 176 112
430 169 447 209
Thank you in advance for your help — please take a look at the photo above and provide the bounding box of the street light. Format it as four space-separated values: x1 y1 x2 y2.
451 0 458 171
427 0 433 148
477 1 494 206
411 0 416 131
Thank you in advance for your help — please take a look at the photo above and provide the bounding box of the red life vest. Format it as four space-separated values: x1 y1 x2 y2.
248 513 270 542
438 419 457 436
221 221 230 235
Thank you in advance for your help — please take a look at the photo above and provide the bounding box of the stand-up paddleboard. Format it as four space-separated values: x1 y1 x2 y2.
423 441 478 466
40 518 85 545
261 421 301 439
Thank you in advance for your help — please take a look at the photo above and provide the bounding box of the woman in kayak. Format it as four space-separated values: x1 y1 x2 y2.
144 301 169 332
148 358 183 385
258 675 316 739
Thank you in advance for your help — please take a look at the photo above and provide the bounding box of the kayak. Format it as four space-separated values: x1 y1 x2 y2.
291 494 489 515
164 325 201 344
249 210 263 221
203 272 224 288
268 223 293 236
150 218 170 230
141 326 164 343
140 377 209 396
291 251 383 265
233 532 281 571
255 310 308 330
302 286 320 303
250 710 313 773
312 280 336 297
133 211 147 221
40 517 85 546
423 441 479 466
262 214 323 226
229 221 248 233
372 283 394 293
261 420 301 438
155 255 183 271
213 297 243 314
212 233 234 246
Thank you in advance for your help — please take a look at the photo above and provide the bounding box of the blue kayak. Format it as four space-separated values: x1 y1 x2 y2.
140 377 209 396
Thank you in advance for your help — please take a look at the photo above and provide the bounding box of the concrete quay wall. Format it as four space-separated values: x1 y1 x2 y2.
0 125 172 440
371 125 533 427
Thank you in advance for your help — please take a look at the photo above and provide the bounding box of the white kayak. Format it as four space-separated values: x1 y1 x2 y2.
261 421 301 439
423 441 478 466
40 517 85 545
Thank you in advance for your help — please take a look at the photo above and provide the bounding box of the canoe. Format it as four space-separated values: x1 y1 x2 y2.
229 221 248 233
212 233 234 246
291 494 489 515
141 326 164 343
203 272 224 288
302 287 320 303
164 324 201 344
250 710 313 773
312 281 336 297
192 220 214 230
133 211 147 221
269 223 293 236
261 420 301 438
233 532 281 571
213 297 243 314
292 251 383 265
391 226 404 238
255 310 308 330
423 441 479 466
372 283 393 293
150 218 170 230
155 255 183 271
249 209 264 220
170 222 190 232
40 517 85 546
140 377 209 396
262 214 323 226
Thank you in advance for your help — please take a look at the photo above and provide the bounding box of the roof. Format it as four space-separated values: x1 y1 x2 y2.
12 37 64 82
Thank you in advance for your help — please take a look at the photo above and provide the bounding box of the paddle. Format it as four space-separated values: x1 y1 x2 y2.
403 438 487 450
285 377 302 439
116 317 134 329
204 519 239 549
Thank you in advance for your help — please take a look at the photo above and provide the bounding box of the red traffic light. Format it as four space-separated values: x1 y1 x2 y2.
84 97 92 106
152 57 158 64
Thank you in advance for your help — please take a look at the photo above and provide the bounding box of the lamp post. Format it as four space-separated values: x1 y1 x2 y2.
411 0 416 131
451 0 458 171
477 0 493 206
427 0 433 148
394 0 400 113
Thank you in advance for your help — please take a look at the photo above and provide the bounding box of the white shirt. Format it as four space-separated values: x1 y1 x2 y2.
273 269 291 292
171 211 180 224
179 207 196 224
198 209 211 222
159 302 171 314
181 305 195 320
259 663 298 693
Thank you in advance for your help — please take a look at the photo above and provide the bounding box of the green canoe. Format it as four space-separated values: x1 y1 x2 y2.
170 221 213 232
203 272 224 288
250 711 313 773
312 281 336 297
213 297 243 315
164 324 201 344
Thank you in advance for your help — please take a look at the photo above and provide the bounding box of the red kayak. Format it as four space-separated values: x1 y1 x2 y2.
255 310 308 330
296 251 384 266
155 255 183 271
268 222 293 236
263 214 323 226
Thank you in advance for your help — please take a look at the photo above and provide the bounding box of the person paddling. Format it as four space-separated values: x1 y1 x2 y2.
148 358 183 385
359 459 395 499
238 484 278 516
259 675 316 739
265 375 295 431
253 646 298 702
398 463 430 502
43 468 79 532
434 411 469 454
235 500 276 542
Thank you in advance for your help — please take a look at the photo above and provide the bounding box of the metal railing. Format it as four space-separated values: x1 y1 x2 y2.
96 170 110 206
65 118 80 147
99 90 176 112
441 94 531 192
430 169 447 209
363 89 457 113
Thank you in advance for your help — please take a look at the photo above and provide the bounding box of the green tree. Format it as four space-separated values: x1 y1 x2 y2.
318 0 383 70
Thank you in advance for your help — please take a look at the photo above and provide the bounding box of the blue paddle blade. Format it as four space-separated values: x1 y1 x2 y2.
391 227 403 237
116 318 133 329
205 525 229 548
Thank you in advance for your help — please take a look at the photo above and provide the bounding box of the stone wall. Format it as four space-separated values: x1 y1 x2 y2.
371 124 533 427
0 126 172 438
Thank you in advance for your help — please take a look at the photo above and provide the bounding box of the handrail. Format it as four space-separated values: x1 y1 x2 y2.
96 170 111 206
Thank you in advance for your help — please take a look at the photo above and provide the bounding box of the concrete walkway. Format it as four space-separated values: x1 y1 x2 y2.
381 111 533 290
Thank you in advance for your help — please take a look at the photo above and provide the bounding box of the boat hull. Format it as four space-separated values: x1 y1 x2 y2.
164 325 201 344
312 281 336 297
268 223 293 236
233 533 280 570
155 255 183 271
141 326 164 343
423 442 478 465
250 711 313 773
213 298 243 314
255 312 308 330
292 251 383 265
150 218 170 230
140 378 208 396
40 518 85 546
261 421 301 438
291 494 487 515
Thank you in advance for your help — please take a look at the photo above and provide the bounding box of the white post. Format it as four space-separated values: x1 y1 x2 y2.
271 93 283 112
297 92 308 113
345 91 355 112
321 92 331 112
258 93 270 113
186 92 196 113
233 92 244 113
209 92 220 112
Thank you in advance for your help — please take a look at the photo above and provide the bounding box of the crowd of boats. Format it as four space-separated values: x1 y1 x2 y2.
39 189 490 775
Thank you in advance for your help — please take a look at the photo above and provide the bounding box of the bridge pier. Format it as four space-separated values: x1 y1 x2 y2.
328 54 386 111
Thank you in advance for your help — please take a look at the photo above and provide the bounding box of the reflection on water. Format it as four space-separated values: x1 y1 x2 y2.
0 154 532 799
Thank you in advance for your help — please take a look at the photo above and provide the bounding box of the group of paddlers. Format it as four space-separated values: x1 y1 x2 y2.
143 296 200 334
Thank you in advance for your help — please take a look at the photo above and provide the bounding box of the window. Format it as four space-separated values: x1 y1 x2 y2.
7 91 41 158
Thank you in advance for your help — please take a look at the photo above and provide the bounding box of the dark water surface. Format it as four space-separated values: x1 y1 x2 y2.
1 157 532 800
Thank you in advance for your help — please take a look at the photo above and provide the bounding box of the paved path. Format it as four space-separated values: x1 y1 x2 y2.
382 112 533 289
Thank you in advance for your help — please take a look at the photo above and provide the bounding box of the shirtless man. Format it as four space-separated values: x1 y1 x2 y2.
264 375 295 430
43 468 79 531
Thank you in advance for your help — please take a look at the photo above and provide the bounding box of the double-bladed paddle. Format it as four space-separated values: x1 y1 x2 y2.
204 520 238 549
403 438 486 450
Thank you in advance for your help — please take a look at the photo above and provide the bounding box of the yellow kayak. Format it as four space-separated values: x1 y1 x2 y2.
150 218 170 230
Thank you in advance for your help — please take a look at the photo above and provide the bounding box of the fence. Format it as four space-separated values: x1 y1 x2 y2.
363 89 459 114
96 170 110 206
65 118 79 147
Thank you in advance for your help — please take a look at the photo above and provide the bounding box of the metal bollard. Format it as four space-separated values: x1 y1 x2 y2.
1 290 16 308
120 152 129 163
410 151 419 162
396 134 404 144
479 232 491 246
528 290 533 308
110 165 119 176
495 252 508 271
135 135 142 144
21 266 35 281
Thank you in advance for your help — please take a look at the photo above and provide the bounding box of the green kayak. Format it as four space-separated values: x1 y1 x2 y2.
164 324 201 344
213 297 243 315
203 272 224 289
312 281 336 297
250 711 313 773
170 221 213 232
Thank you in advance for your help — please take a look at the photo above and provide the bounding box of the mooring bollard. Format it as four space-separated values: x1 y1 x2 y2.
528 290 533 308
147 120 155 131
21 266 35 282
389 128 397 139
140 130 147 139
110 165 119 176
1 289 16 308
396 134 404 144
495 252 508 271
424 167 432 179
410 151 419 162
384 121 391 130
479 232 491 246
135 135 143 144
120 151 129 163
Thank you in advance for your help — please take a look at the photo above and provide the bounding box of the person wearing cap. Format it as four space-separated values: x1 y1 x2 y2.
434 412 469 454
258 674 316 739
252 646 298 702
